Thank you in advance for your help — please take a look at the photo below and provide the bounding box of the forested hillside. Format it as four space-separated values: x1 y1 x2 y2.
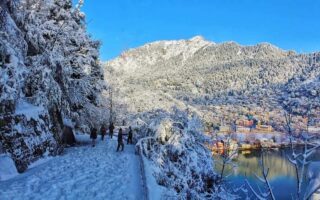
105 36 320 129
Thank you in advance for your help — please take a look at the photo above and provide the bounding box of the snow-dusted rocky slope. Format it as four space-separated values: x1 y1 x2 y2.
0 0 106 173
104 36 320 128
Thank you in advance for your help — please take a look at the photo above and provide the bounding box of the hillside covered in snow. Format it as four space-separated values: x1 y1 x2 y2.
0 0 107 172
104 36 320 129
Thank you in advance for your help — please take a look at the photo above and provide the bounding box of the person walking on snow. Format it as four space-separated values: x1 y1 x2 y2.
116 128 124 151
90 127 97 147
109 122 115 139
100 124 107 141
127 126 133 144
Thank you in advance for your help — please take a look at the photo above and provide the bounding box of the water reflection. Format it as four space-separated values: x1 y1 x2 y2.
214 148 320 199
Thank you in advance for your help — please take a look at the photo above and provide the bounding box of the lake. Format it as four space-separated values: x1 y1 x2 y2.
214 147 320 199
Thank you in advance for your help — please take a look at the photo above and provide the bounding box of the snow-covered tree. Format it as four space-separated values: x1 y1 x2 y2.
0 0 106 172
135 108 236 199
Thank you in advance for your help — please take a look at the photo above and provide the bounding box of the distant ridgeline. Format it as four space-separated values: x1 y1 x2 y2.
104 36 320 131
0 0 106 172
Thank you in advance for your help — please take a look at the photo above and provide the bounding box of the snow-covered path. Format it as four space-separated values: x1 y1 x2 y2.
0 136 143 200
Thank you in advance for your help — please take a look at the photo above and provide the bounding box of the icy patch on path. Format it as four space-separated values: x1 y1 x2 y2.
0 136 143 200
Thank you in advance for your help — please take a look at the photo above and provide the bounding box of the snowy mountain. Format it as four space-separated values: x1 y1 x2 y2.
104 36 320 128
0 0 107 172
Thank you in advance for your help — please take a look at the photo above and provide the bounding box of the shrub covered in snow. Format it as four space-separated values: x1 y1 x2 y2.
135 108 234 199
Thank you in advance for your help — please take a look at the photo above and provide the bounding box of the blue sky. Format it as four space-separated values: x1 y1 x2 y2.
74 0 320 61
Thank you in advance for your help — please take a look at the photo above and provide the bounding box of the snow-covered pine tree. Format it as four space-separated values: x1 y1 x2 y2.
0 0 106 172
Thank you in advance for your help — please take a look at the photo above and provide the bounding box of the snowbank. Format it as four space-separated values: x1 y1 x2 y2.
141 155 167 199
0 154 18 181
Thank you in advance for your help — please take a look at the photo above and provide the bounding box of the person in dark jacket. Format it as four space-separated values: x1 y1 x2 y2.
116 128 124 151
62 125 76 146
90 127 97 147
100 124 107 141
127 126 133 144
109 122 115 139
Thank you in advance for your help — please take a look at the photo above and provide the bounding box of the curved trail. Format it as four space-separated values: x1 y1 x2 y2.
0 136 143 200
